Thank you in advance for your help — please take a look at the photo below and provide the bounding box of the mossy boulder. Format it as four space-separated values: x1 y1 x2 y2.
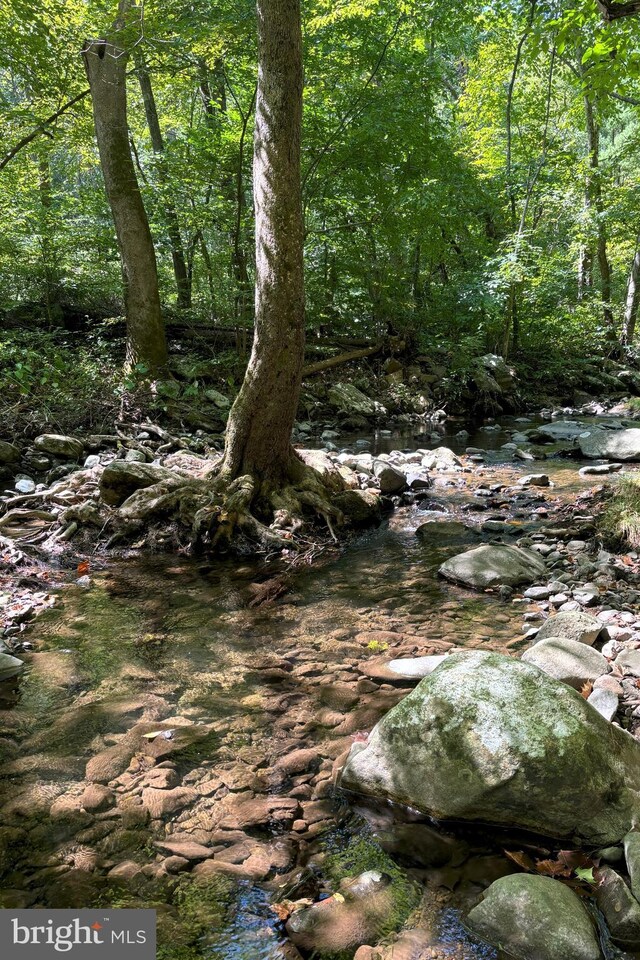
339 651 640 844
467 874 602 960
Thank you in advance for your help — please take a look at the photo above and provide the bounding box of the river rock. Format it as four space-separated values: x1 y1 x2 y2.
339 651 640 844
521 637 608 689
595 865 640 949
579 428 640 461
518 474 550 487
286 871 396 955
334 489 382 527
467 874 602 960
534 610 604 646
537 421 587 442
328 383 386 417
421 447 461 471
580 463 623 476
615 649 640 677
34 435 83 459
373 461 406 494
0 441 20 464
99 461 178 506
438 544 546 590
587 687 619 721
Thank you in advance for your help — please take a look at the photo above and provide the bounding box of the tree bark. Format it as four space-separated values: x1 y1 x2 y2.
220 0 304 487
583 87 614 330
622 239 640 347
135 54 192 309
82 38 167 372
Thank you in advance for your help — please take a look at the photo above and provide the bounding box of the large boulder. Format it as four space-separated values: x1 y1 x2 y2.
339 651 640 844
467 875 602 960
579 428 640 460
537 421 587 442
373 461 406 494
34 434 83 459
327 383 386 418
99 461 178 506
535 610 604 646
438 544 546 590
521 637 608 689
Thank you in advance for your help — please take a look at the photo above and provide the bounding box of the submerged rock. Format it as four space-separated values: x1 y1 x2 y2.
339 651 640 844
438 544 546 590
467 874 602 960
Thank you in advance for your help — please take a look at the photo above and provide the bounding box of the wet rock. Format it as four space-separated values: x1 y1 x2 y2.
286 871 396 955
535 610 604 646
579 428 640 461
595 865 640 949
218 794 300 830
34 434 83 459
154 838 212 860
439 544 546 590
521 637 608 689
275 748 319 776
373 461 406 495
340 651 640 844
140 787 197 819
580 463 623 476
467 874 601 960
99 461 178 507
80 784 114 812
537 421 587 442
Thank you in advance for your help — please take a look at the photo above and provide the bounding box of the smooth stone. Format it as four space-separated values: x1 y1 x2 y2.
0 653 25 681
534 610 604 646
373 461 406 495
0 441 20 464
34 434 83 459
625 830 640 903
615 649 640 677
518 474 550 487
595 865 640 949
580 463 623 476
14 478 35 494
386 655 448 678
421 447 462 470
580 428 640 461
340 651 640 844
467 874 602 960
522 637 608 689
587 687 619 722
439 544 546 590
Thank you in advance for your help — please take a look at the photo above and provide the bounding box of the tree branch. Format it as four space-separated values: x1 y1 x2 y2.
0 89 90 172
596 0 640 20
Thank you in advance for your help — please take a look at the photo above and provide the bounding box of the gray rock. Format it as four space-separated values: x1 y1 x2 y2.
0 653 24 680
615 649 640 677
327 382 386 417
83 455 101 469
580 428 640 461
524 586 553 600
34 435 83 459
587 687 619 722
535 610 604 646
538 421 588 442
467 874 601 960
595 865 640 949
339 651 640 844
0 441 20 464
124 449 147 463
439 544 546 590
519 474 550 487
624 830 640 903
522 637 608 689
421 447 461 471
99 461 177 507
204 388 230 409
386 655 448 679
580 463 623 476
14 477 35 494
373 461 406 495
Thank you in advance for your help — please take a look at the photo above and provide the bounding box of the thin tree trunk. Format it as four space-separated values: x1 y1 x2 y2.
622 239 640 346
82 37 167 372
583 85 613 330
220 0 304 486
135 54 192 309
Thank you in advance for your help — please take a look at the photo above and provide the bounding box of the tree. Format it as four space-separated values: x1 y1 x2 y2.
82 6 167 373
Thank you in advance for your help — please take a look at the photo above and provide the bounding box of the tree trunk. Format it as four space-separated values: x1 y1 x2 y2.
622 239 640 347
135 54 192 309
583 87 613 330
82 38 167 373
220 0 304 487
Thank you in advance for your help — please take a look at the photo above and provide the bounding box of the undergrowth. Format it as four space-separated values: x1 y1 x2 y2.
600 473 640 548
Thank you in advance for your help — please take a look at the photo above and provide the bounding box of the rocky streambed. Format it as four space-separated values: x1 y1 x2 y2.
3 406 640 958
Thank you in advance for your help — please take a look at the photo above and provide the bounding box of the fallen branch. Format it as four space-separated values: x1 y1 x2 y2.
301 344 382 378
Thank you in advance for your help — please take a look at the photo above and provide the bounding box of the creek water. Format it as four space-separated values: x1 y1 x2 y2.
0 413 637 959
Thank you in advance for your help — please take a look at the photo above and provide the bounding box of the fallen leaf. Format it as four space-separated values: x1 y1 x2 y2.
574 867 596 884
580 681 593 699
77 561 90 576
504 849 536 872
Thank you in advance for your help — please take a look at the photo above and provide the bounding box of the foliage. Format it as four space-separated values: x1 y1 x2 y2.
601 472 640 547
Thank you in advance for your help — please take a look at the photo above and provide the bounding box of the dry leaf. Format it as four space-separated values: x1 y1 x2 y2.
504 850 536 872
77 561 90 576
580 681 593 699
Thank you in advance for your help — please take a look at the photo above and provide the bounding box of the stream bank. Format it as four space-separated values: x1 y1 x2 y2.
1 406 640 957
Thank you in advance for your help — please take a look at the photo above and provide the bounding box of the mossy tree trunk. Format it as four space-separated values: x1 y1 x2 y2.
220 0 304 489
82 37 167 373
